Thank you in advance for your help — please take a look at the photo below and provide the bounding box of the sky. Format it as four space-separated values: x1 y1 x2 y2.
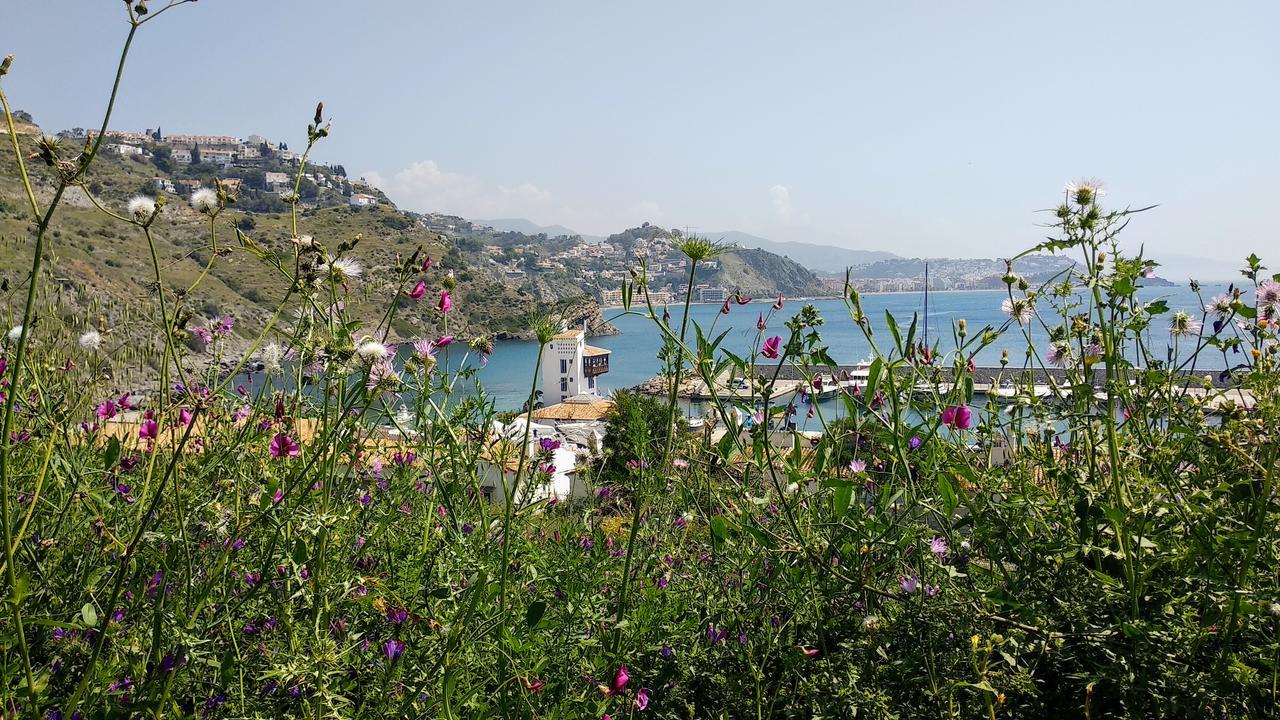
3 1 1276 278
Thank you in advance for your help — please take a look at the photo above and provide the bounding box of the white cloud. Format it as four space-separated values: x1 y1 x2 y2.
769 184 795 222
363 160 557 222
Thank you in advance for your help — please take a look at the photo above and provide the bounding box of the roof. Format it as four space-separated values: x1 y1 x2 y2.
583 345 610 357
552 330 584 341
530 397 615 422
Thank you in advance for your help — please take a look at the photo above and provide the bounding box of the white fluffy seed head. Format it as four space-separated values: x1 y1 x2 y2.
190 187 218 213
330 257 363 282
6 325 23 345
127 195 158 220
260 343 285 375
357 339 389 362
79 330 102 351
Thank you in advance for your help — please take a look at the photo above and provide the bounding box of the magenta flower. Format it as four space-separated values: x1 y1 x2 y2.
422 257 432 272
138 420 158 441
435 335 454 348
612 665 629 695
633 687 651 711
409 280 426 300
773 293 785 310
720 299 731 315
269 433 299 459
179 408 194 426
941 405 971 430
96 400 118 420
761 336 782 359
438 290 453 314
756 312 767 331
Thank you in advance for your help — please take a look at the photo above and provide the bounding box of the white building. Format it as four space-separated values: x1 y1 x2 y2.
171 148 192 164
698 286 729 303
151 177 176 193
199 148 236 168
106 143 143 156
541 329 610 404
350 193 379 206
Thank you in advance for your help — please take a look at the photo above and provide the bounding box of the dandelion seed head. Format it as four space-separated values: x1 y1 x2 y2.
79 330 102 351
127 195 157 220
190 188 218 213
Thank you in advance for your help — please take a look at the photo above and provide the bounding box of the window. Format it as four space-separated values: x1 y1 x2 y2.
560 378 568 392
560 359 568 374
588 376 596 389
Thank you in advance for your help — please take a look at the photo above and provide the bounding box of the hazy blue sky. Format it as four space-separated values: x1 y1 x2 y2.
3 1 1276 276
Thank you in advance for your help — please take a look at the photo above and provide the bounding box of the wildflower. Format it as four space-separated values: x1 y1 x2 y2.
1257 280 1280 315
633 687 651 711
190 187 218 213
421 256 432 272
899 574 920 594
78 330 102 351
437 290 453 314
408 280 426 299
612 665 629 695
138 420 158 441
260 343 284 375
383 639 405 662
1169 311 1202 338
386 607 408 625
126 195 157 220
469 335 494 365
756 312 766 331
366 359 400 394
848 459 866 474
1065 179 1105 205
1205 292 1233 319
1047 341 1071 368
214 316 235 337
269 433 299 459
434 335 454 348
720 299 731 315
908 436 923 450
330 257 363 283
930 536 948 556
761 336 782 359
733 293 752 305
941 405 972 430
1001 297 1033 325
5 325 22 345
96 400 118 420
357 339 390 362
1082 343 1103 364
799 646 820 658
773 293 785 310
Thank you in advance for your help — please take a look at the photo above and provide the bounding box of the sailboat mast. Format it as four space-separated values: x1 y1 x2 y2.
923 261 929 347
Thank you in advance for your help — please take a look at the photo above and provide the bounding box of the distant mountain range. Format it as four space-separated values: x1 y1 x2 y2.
472 219 897 273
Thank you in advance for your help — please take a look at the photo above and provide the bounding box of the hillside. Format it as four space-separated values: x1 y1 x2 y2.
709 230 898 273
0 124 611 370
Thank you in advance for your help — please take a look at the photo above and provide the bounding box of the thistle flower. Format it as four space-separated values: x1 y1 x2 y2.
269 433 299 458
848 459 866 474
412 339 438 363
127 195 158 221
330 257 363 283
899 574 920 594
761 336 782 359
1065 178 1105 205
1047 341 1071 368
357 339 390 362
930 536 948 556
1204 292 1233 319
1001 297 1033 325
190 187 218 213
366 359 400 394
437 290 453 314
1257 280 1280 315
78 329 102 351
1169 311 1202 338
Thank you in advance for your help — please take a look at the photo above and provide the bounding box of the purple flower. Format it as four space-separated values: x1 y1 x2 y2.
386 607 408 625
660 645 674 660
633 687 651 711
908 436 923 450
612 665 629 695
138 420 158 441
408 280 426 299
269 433 299 459
761 336 782 360
383 639 405 662
899 574 919 594
930 536 948 557
95 400 117 420
941 405 971 430
437 290 453 314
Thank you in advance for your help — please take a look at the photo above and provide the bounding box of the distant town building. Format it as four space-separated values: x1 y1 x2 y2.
349 193 378 207
151 177 176 194
171 148 193 164
541 329 610 404
105 143 144 157
599 288 624 306
698 286 729 303
165 133 241 148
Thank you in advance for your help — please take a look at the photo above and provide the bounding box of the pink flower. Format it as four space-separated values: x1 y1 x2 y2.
272 488 284 504
720 299 731 315
409 280 426 299
756 312 766 331
848 459 866 473
96 400 118 420
269 433 299 459
421 257 432 272
633 687 651 711
438 290 453 314
761 336 782 359
434 335 454 348
138 420 158 441
899 574 920 594
773 293 785 310
612 665 629 695
178 408 194 426
941 405 972 430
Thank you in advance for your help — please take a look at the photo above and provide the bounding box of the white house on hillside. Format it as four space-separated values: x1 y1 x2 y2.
541 329 610 405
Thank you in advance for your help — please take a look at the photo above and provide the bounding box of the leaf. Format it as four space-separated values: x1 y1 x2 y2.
833 485 852 516
525 600 546 628
936 474 958 515
103 436 121 472
885 311 903 353
81 603 98 628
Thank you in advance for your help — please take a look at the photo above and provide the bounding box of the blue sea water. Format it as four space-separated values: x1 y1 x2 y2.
467 285 1235 410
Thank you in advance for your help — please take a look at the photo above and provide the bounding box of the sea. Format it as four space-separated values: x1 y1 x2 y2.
461 284 1237 412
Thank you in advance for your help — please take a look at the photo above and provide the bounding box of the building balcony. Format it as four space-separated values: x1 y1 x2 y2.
582 346 610 377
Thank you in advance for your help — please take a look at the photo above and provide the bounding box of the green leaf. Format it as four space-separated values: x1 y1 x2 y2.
833 485 852 516
81 603 98 628
525 600 546 628
103 436 121 472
